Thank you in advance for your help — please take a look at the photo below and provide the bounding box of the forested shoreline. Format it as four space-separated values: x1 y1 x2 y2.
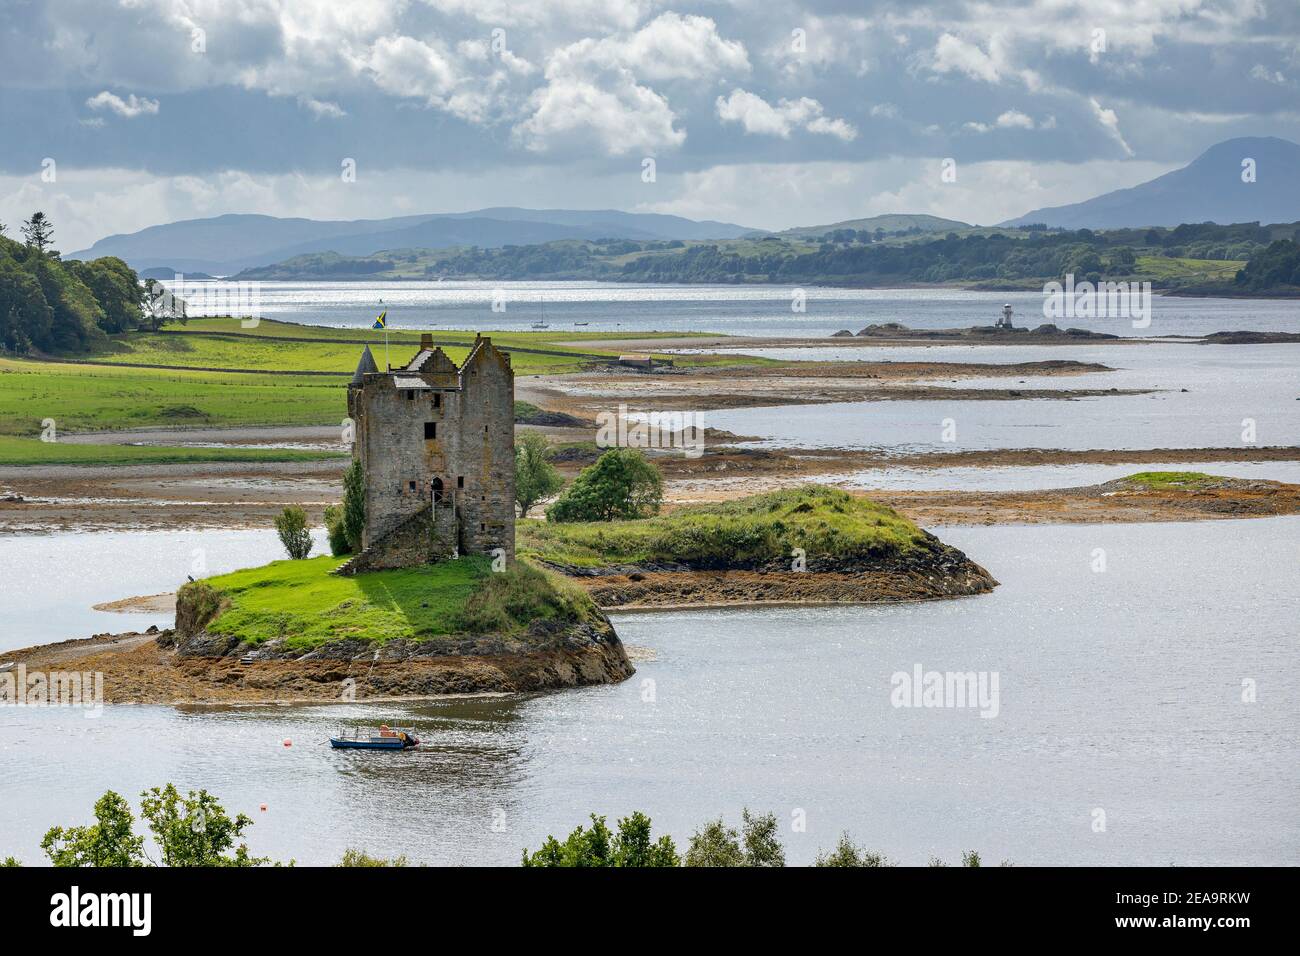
1 212 181 355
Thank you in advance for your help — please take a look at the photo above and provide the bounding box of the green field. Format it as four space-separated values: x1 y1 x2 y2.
0 318 758 463
520 486 929 568
1133 256 1244 282
187 554 598 649
158 317 709 347
0 356 345 438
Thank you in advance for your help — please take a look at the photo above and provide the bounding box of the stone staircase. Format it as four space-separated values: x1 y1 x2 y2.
332 505 451 576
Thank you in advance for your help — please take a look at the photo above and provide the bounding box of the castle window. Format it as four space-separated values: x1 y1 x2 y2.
406 390 415 401
433 393 441 408
484 425 489 433
424 422 437 439
457 476 464 489
408 480 416 492
480 523 485 532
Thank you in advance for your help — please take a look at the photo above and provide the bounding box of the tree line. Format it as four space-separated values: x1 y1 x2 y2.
1 786 999 868
243 221 1298 289
0 211 183 355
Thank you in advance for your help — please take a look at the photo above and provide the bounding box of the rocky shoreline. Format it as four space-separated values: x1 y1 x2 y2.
536 533 998 609
7 613 634 705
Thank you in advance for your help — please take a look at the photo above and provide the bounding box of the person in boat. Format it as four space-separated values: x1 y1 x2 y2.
378 724 396 737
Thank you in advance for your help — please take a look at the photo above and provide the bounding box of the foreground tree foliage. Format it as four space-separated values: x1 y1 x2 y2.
522 812 680 867
41 785 275 867
815 833 893 867
526 808 1001 867
684 809 785 867
337 848 409 867
41 791 146 867
514 430 564 517
546 447 663 522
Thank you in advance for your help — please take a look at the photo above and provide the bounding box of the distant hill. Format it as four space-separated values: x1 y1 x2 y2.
69 208 755 275
1003 137 1300 229
779 214 971 238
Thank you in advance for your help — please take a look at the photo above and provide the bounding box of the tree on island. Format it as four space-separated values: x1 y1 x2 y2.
545 448 662 522
514 430 563 517
324 504 351 556
341 459 366 551
274 505 313 559
20 211 54 254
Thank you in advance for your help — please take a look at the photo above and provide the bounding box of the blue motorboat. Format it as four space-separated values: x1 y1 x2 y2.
330 726 420 750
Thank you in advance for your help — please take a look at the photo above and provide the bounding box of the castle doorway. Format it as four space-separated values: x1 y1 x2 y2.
431 477 445 504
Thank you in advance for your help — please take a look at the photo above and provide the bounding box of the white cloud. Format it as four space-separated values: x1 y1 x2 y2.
516 13 748 155
931 33 1003 84
297 95 346 118
516 71 685 155
963 109 1045 133
549 13 750 82
85 91 160 118
420 0 648 31
1089 97 1134 156
1249 64 1286 84
995 109 1035 129
716 89 856 141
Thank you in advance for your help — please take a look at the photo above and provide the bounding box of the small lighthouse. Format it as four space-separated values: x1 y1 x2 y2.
997 303 1014 329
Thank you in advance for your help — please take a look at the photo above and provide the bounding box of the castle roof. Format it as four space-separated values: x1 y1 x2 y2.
350 345 378 386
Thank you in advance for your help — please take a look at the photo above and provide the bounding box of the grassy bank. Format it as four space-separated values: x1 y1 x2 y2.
186 554 600 649
1121 471 1217 488
520 486 930 568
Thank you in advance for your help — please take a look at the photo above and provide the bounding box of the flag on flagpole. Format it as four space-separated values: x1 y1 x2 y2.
372 310 390 369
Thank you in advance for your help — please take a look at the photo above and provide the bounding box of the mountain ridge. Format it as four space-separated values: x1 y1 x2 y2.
70 207 757 275
1002 136 1300 229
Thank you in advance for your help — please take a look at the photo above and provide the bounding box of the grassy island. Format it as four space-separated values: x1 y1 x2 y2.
520 486 933 570
1119 471 1217 489
178 554 601 650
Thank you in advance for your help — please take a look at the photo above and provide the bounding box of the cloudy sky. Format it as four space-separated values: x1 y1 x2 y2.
2 0 1298 250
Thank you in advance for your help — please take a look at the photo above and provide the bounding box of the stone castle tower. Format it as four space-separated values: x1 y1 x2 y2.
340 333 515 573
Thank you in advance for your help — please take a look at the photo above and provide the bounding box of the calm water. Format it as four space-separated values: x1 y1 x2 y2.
0 529 327 653
2 520 1296 866
176 280 1300 338
706 344 1300 452
827 460 1300 491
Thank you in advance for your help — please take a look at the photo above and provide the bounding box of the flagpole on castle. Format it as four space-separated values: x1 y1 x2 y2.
374 308 390 370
